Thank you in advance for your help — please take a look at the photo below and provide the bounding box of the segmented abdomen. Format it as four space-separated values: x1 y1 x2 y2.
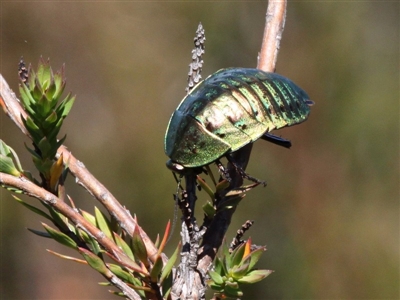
181 68 311 151
165 68 313 167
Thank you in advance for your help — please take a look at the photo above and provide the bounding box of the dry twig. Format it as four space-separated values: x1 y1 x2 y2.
172 1 288 298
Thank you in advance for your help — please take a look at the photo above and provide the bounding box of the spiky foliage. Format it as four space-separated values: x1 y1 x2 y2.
18 57 75 190
208 239 273 299
1 58 180 299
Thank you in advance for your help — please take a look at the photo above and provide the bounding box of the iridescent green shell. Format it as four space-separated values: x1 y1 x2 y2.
165 68 312 168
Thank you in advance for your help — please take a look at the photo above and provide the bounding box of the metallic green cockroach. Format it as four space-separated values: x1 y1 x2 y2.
165 68 313 172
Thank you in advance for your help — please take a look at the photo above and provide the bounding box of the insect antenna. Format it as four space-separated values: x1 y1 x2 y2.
168 173 184 243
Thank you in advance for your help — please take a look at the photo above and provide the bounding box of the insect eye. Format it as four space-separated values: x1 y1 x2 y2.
166 160 185 173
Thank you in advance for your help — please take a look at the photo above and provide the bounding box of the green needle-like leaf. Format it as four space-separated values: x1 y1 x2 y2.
108 264 136 284
113 233 135 261
32 156 52 177
94 207 114 241
215 179 229 193
37 94 51 117
53 67 66 100
27 228 52 238
230 258 250 280
208 283 224 293
150 255 163 283
237 269 273 284
6 144 23 173
196 175 214 200
37 137 52 158
224 284 243 298
162 269 173 299
37 58 52 88
208 270 224 285
78 228 101 255
217 195 243 211
12 195 52 221
81 210 96 226
0 154 21 176
24 143 41 160
214 257 225 275
47 249 87 264
19 84 36 112
32 80 43 103
131 225 148 267
48 206 70 233
202 201 216 218
45 77 57 103
22 116 41 142
59 94 75 118
43 110 58 129
42 223 77 249
0 140 10 156
46 118 64 143
160 241 181 284
78 247 109 276
246 246 266 271
230 242 246 268
224 256 232 275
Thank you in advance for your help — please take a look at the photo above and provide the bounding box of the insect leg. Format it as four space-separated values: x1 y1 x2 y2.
226 155 266 186
261 133 292 148
215 159 232 182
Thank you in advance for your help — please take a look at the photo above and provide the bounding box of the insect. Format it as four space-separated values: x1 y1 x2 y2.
165 68 313 174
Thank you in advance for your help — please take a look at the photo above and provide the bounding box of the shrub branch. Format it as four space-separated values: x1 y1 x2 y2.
0 0 288 298
0 74 161 263
172 1 288 298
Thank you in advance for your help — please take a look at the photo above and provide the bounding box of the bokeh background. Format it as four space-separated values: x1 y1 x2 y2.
0 1 398 299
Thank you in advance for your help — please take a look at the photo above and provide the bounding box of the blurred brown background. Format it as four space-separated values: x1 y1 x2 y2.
0 2 398 299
